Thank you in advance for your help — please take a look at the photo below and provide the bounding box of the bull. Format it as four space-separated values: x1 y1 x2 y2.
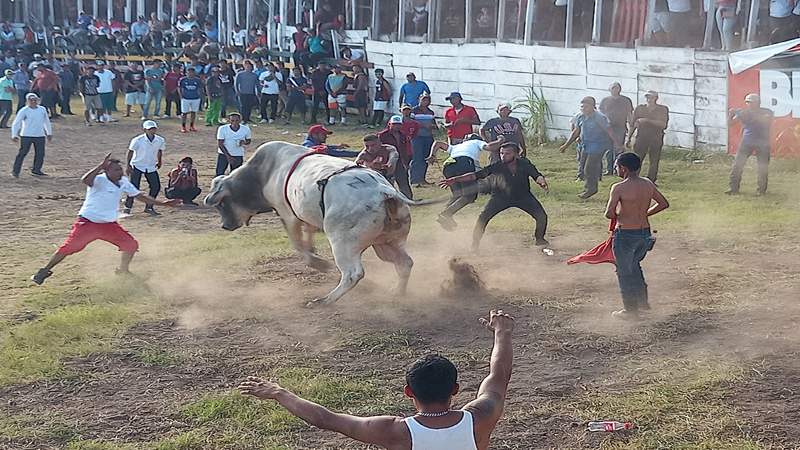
205 142 414 307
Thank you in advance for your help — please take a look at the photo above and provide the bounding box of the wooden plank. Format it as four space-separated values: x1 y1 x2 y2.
665 112 694 133
694 109 727 127
696 125 728 145
540 87 588 104
636 46 694 63
538 73 587 89
694 51 728 61
586 75 637 93
637 62 694 79
694 60 728 77
695 93 727 111
535 58 587 75
458 43 497 57
456 82 496 98
365 39 393 54
586 61 638 77
695 76 728 95
488 70 533 87
423 68 461 82
421 42 461 56
586 45 637 63
533 44 585 61
634 92 694 115
663 130 694 148
638 76 695 95
495 42 535 59
393 54 422 67
392 42 421 55
420 55 460 69
548 99 583 117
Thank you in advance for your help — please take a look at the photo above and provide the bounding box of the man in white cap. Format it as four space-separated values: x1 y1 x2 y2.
11 92 52 177
627 90 669 185
726 93 774 195
480 101 527 165
124 120 165 215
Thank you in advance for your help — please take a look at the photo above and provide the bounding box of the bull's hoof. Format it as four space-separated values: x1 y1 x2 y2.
307 257 332 273
389 285 407 297
306 297 331 308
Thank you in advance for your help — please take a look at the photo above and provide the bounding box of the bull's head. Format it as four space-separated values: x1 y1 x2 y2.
205 175 271 231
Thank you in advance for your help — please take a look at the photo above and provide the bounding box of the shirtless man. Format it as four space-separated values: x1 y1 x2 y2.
604 152 669 320
238 309 515 450
355 134 399 177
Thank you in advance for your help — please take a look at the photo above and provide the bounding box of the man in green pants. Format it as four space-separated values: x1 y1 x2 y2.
204 67 222 126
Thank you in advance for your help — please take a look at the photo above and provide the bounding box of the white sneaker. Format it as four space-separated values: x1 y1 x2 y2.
140 116 147 120
161 114 170 119
259 119 267 123
107 117 118 122
268 119 274 124
341 119 346 125
90 113 96 120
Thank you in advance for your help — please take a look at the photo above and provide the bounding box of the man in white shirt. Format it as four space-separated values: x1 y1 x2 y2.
124 120 165 215
95 63 117 123
426 134 505 231
216 112 251 176
31 153 181 285
11 93 52 177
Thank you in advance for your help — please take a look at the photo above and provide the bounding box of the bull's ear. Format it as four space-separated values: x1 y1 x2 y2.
204 188 229 206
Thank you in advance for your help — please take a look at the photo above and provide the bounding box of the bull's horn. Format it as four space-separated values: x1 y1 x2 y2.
204 189 229 206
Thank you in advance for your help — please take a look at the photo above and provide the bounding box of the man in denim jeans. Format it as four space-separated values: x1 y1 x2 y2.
604 152 669 320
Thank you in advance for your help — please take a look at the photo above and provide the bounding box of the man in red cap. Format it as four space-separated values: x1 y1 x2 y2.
301 124 359 157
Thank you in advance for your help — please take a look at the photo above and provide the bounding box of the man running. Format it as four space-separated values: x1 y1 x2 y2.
31 153 180 285
439 142 549 248
604 152 669 320
239 309 515 450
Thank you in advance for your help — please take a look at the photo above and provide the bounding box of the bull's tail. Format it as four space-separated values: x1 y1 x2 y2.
391 183 483 206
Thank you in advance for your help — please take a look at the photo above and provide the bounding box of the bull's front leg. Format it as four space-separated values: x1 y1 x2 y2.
284 217 330 272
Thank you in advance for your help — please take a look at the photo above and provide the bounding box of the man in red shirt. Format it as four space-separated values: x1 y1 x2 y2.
379 114 416 200
163 63 183 118
30 65 60 119
444 92 480 145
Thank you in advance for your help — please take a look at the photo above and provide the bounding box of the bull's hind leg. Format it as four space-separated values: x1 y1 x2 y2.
306 242 366 307
373 243 413 296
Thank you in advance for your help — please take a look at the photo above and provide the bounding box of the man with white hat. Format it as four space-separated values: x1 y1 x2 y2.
124 120 165 215
480 101 526 165
627 90 669 185
11 92 52 177
726 93 774 195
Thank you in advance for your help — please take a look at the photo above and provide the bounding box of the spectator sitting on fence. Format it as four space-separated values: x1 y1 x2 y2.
341 46 365 64
166 156 202 205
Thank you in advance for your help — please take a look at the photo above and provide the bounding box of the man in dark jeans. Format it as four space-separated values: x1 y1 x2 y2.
426 134 506 231
439 142 550 248
218 59 239 119
627 90 669 185
124 120 165 215
309 61 330 124
725 93 774 195
234 60 259 123
11 93 52 177
604 152 669 320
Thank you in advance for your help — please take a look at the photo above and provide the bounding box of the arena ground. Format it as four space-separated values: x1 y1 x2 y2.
1 110 800 449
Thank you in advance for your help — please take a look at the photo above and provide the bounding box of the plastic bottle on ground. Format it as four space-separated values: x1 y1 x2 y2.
588 421 630 432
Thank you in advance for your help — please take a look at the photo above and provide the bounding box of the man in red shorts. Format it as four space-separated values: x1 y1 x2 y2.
31 153 181 284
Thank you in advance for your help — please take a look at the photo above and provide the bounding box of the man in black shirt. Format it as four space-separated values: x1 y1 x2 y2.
217 59 239 119
439 142 550 248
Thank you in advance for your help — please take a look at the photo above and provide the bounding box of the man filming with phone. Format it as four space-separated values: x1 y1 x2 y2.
165 156 201 205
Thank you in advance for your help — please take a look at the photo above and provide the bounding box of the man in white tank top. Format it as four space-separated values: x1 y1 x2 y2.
239 310 515 450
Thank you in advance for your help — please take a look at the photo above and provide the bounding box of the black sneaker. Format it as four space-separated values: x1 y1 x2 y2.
144 207 160 215
31 171 48 177
184 200 199 206
31 268 52 285
535 238 550 246
724 189 739 195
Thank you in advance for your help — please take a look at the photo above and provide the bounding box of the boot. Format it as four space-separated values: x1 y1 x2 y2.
636 284 650 311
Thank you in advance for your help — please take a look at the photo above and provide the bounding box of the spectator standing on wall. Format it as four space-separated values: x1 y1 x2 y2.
444 92 481 145
725 93 773 195
480 101 527 165
398 72 430 109
627 91 669 185
599 82 633 176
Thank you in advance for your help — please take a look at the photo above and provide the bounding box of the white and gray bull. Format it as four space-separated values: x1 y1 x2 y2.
205 142 414 307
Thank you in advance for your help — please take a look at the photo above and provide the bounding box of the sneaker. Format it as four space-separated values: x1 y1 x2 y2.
31 268 52 285
85 121 92 126
611 309 640 321
123 207 131 214
181 126 187 133
578 191 596 199
436 214 457 232
161 114 170 119
144 207 160 215
535 238 550 246
123 112 130 117
268 118 274 124
724 189 739 195
756 190 766 196
90 113 97 120
189 126 197 132
205 123 213 126
107 117 118 122
259 119 267 123
140 116 147 120
31 171 48 177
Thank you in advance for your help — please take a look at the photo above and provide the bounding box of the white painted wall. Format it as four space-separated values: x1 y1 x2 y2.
365 40 730 152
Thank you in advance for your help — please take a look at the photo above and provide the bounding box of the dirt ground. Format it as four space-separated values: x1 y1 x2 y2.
2 114 800 449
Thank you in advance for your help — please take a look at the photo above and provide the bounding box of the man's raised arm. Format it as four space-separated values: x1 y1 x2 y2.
463 310 515 447
82 153 113 187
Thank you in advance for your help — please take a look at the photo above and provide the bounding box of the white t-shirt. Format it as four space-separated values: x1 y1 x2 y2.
448 140 488 166
217 124 252 157
128 133 166 172
232 29 247 46
78 174 140 223
95 70 116 94
259 71 282 94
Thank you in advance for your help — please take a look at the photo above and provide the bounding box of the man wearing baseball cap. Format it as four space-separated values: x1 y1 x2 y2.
0 68 14 128
627 90 669 185
398 72 430 108
480 101 526 165
124 120 165 215
379 114 416 200
11 93 52 177
726 93 774 195
444 92 480 145
302 124 359 157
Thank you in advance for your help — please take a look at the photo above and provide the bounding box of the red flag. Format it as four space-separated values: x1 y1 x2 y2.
567 219 616 266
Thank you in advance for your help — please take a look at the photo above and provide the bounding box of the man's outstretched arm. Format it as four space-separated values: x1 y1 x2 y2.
463 310 515 448
238 377 408 449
